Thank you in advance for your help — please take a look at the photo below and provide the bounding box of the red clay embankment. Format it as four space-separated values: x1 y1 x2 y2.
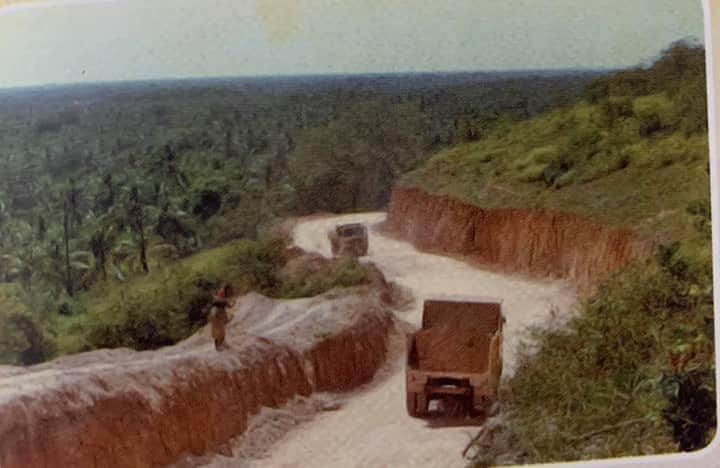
383 186 653 290
0 286 394 468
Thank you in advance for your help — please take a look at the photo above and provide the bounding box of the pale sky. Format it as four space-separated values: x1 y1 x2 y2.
0 0 706 88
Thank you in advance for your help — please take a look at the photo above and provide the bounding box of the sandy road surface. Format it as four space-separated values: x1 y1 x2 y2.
208 212 577 468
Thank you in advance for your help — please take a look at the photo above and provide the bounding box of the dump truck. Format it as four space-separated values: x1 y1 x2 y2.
328 223 369 257
406 296 505 417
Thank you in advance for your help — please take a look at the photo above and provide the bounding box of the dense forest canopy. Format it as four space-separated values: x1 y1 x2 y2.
0 69 597 364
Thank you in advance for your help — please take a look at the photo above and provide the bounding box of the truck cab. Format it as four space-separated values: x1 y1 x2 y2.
328 223 369 257
406 296 505 417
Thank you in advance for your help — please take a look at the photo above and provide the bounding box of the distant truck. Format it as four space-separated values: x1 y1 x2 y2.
406 297 505 417
328 223 369 257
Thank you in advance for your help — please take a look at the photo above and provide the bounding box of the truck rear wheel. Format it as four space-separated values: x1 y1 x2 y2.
407 392 429 416
407 392 418 416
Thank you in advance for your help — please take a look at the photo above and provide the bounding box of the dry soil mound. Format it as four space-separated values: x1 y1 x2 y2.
0 286 395 468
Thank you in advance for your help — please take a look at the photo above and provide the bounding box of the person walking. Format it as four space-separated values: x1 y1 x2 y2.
208 284 233 350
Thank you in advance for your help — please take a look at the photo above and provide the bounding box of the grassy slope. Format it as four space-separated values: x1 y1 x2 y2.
403 99 710 242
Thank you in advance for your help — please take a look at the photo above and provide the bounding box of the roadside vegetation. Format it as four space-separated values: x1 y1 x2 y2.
1 236 380 362
401 40 716 462
468 234 715 464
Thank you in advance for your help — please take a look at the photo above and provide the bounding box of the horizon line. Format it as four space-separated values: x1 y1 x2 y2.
0 66 616 93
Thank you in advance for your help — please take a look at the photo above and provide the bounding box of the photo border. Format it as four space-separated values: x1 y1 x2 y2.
0 1 716 466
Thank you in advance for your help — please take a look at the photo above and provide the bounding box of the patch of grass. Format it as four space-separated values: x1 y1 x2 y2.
515 162 548 183
553 168 577 188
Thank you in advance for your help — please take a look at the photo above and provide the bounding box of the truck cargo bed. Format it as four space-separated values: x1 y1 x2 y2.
413 325 492 373
406 297 504 417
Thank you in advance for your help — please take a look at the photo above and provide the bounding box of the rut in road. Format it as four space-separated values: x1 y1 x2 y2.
202 212 577 468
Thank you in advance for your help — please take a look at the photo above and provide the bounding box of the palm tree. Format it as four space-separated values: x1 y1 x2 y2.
37 215 47 241
0 198 8 229
38 240 67 297
147 145 188 191
62 199 73 296
66 179 83 233
90 225 114 281
16 246 43 292
32 175 57 212
68 250 94 291
0 254 22 283
96 173 115 212
127 185 149 273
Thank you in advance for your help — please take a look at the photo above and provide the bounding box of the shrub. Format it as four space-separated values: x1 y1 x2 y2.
66 237 375 353
0 285 56 365
275 256 376 299
543 161 570 187
595 97 634 128
516 163 548 182
192 189 223 220
686 199 712 240
662 369 717 451
634 95 679 137
552 168 576 188
470 244 715 465
78 238 285 351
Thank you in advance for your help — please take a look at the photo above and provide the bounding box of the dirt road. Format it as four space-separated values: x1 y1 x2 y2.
207 212 577 468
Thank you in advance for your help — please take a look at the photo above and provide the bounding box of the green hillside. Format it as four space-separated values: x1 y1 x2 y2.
404 42 709 243
407 42 716 464
404 104 708 242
